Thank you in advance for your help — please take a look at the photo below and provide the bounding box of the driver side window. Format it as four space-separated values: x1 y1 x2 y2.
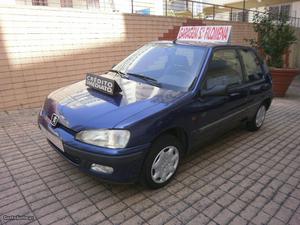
204 49 243 90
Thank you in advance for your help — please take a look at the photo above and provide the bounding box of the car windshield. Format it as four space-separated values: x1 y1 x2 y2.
113 43 207 91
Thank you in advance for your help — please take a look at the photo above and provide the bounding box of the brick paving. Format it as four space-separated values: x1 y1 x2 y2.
0 77 300 225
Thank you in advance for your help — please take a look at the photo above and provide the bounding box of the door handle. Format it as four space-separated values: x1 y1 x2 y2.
227 86 244 97
229 92 241 97
249 86 261 93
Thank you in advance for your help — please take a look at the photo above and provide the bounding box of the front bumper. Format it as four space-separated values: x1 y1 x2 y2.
38 114 150 183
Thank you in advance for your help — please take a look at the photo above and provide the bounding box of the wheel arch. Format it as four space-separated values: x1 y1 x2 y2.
151 127 189 155
262 97 272 110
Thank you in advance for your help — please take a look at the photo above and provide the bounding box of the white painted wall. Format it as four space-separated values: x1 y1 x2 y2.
291 1 300 17
0 0 16 4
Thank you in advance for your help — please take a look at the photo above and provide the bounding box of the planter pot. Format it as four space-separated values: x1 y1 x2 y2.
270 68 300 97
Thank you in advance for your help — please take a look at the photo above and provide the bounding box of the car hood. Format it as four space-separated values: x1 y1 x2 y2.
43 74 186 131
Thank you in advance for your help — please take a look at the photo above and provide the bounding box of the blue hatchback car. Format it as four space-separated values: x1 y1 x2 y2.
38 40 272 188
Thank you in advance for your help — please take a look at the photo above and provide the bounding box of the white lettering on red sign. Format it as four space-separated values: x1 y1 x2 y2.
177 26 232 43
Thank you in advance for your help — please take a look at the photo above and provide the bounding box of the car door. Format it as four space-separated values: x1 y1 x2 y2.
189 48 248 148
238 48 272 115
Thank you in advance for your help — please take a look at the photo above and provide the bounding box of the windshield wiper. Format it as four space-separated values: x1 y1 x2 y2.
108 69 128 78
109 70 160 87
126 72 160 87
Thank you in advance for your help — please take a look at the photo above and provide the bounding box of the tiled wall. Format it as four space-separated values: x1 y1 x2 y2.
0 5 257 110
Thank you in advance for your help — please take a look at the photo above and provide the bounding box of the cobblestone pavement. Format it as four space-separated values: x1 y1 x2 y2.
1 78 300 225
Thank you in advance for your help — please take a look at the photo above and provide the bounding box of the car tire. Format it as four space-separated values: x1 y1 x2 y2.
140 134 182 189
247 103 267 131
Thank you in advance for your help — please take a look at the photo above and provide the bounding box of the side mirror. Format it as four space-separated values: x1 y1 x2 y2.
201 84 227 97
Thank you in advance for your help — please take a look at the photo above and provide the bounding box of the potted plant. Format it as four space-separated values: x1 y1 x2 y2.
247 12 299 97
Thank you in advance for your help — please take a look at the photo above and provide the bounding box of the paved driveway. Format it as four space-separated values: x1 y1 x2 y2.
1 78 300 225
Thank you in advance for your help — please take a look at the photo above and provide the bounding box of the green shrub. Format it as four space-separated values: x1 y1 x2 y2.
246 12 297 68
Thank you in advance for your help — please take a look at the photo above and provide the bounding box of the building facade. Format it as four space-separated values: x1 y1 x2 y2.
1 0 165 14
2 0 299 20
207 0 300 18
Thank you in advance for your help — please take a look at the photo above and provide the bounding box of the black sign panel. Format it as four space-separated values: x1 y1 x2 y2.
86 73 121 96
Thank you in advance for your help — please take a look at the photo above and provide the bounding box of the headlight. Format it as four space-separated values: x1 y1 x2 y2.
75 129 130 149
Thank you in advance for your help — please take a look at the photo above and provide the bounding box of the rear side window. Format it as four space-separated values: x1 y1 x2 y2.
239 49 263 82
204 49 243 90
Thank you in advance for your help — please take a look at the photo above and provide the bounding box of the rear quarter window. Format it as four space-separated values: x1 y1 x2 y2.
239 49 264 82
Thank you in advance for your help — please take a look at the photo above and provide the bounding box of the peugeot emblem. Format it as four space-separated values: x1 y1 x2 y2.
50 113 59 127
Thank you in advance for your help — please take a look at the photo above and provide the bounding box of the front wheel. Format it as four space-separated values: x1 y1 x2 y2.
247 104 267 131
140 135 182 189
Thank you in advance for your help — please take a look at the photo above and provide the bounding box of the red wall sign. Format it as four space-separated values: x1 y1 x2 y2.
177 26 232 43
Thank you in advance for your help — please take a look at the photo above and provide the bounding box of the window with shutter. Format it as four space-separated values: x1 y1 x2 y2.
32 0 47 6
87 0 100 8
61 0 73 7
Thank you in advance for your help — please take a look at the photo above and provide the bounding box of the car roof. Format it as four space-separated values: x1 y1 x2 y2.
152 40 250 49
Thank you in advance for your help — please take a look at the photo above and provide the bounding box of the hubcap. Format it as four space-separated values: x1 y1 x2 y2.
256 105 266 127
151 146 179 184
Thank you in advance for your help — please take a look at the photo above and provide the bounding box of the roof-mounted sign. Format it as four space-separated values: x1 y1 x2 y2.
86 73 121 96
177 26 232 43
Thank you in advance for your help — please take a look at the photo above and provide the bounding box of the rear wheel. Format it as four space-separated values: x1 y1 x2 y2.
247 104 267 131
141 135 182 189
